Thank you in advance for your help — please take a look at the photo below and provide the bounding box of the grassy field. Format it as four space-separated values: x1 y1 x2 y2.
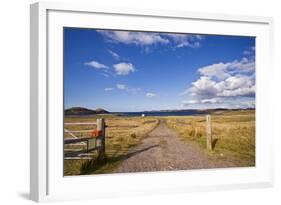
165 110 255 167
64 110 255 175
64 115 159 175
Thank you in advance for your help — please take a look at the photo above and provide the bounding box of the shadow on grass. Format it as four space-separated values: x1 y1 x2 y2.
212 138 218 149
80 144 159 175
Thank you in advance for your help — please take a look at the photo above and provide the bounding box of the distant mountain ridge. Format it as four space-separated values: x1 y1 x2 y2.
64 107 109 115
142 107 255 113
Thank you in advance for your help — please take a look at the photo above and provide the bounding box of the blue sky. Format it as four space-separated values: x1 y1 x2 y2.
64 28 255 112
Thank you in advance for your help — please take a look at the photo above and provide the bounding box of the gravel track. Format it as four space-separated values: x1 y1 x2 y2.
114 119 235 173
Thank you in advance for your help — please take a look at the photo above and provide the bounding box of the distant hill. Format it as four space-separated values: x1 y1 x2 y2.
64 107 109 115
95 108 110 114
144 108 254 113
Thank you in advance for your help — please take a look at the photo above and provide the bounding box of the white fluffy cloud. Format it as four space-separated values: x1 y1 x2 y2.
198 57 255 80
218 75 253 90
104 87 114 91
243 50 251 55
116 84 126 90
187 75 255 99
98 31 169 46
198 62 231 80
218 86 255 97
146 93 157 98
216 75 255 97
85 59 135 76
189 76 218 98
113 62 135 75
182 56 256 108
116 83 141 94
163 33 203 48
229 58 255 73
201 98 222 104
243 46 255 56
182 100 199 105
98 30 204 48
183 98 222 106
84 60 109 69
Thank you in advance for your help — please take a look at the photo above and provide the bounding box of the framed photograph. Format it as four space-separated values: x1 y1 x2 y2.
30 2 274 202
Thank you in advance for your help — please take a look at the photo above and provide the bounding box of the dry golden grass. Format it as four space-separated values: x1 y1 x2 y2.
64 110 255 175
165 110 255 166
64 115 159 175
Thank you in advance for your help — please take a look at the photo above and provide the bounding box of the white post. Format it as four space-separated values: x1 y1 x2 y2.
96 118 105 161
206 115 212 150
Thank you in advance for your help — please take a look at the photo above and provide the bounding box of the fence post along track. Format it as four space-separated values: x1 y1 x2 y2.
96 118 106 161
206 115 213 150
64 118 106 160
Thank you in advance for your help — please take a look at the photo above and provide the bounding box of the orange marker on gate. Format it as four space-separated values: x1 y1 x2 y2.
90 129 102 137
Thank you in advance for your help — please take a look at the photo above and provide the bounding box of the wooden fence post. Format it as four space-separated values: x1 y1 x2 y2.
206 115 213 150
96 118 106 161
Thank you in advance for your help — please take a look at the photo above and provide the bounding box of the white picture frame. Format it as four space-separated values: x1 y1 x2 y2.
30 2 274 202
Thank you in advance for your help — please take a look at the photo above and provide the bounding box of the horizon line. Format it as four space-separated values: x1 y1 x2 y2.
64 106 256 113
